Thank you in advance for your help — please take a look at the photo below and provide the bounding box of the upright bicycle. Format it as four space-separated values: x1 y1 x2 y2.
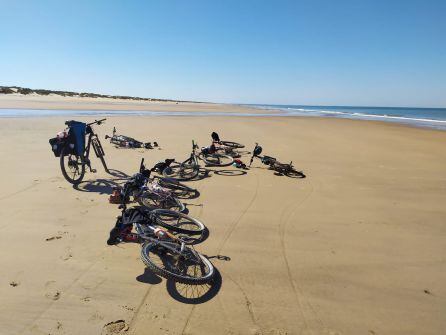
49 119 108 184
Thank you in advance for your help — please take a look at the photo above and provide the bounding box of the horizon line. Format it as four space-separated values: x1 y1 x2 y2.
1 85 444 110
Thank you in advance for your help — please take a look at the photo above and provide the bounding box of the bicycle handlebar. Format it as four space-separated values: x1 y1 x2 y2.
87 118 106 126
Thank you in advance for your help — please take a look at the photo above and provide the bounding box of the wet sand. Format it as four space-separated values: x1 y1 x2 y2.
0 113 445 335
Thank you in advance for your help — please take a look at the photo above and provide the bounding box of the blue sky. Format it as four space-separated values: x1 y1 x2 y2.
0 0 445 107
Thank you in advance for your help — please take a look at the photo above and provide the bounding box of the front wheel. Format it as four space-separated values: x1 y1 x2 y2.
221 148 241 158
140 241 215 285
158 178 198 198
162 161 199 181
60 146 85 184
220 141 244 149
200 153 233 167
285 169 306 178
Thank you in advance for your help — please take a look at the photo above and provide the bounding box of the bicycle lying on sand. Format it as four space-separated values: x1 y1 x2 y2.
211 132 245 158
111 159 195 212
49 119 108 184
105 127 158 149
107 183 214 285
249 143 306 178
162 140 234 181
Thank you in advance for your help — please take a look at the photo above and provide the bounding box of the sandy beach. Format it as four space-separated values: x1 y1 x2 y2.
0 94 268 114
1 100 446 335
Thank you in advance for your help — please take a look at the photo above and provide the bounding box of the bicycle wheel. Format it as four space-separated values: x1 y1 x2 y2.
223 149 241 158
138 192 186 212
140 241 215 285
151 209 205 235
220 141 244 149
200 153 233 167
158 178 197 197
60 146 85 184
162 161 199 181
285 169 306 178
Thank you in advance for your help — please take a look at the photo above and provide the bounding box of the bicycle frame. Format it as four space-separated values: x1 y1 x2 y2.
82 124 108 172
180 140 200 166
134 223 199 263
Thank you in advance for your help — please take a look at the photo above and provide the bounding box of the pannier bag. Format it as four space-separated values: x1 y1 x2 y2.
49 137 65 157
49 129 71 157
67 121 87 155
49 121 86 157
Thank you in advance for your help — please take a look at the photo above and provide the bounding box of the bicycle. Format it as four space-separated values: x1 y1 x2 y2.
105 127 157 149
116 159 187 212
211 131 245 149
210 131 246 158
249 143 306 178
162 140 233 181
143 159 199 199
50 119 108 184
107 184 214 285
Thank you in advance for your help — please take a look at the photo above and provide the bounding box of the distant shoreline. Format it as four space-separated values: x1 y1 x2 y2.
0 85 199 103
1 88 446 131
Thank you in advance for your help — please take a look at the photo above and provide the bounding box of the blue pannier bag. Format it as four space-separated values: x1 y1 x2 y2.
67 121 86 155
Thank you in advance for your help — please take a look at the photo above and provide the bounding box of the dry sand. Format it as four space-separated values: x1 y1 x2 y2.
0 94 268 114
0 108 445 334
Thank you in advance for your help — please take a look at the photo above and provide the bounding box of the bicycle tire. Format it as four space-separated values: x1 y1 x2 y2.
285 169 306 178
200 153 233 167
162 161 199 181
60 146 85 184
220 141 244 149
158 178 197 197
140 241 215 285
138 192 186 212
223 149 241 158
151 209 205 235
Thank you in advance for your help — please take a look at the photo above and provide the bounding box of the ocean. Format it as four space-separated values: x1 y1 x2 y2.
1 105 446 130
247 104 446 131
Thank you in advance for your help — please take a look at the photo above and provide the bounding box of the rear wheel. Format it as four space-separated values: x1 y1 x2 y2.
140 241 215 285
60 146 85 184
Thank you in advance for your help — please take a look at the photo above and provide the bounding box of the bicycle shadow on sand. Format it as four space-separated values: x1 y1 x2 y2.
72 169 130 195
136 256 228 304
213 169 247 177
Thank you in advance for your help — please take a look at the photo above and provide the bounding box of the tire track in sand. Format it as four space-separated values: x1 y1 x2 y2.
181 170 260 335
215 172 260 254
278 178 327 333
130 174 210 334
223 271 261 330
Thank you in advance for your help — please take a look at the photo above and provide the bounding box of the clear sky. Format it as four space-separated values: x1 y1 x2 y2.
1 0 445 107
